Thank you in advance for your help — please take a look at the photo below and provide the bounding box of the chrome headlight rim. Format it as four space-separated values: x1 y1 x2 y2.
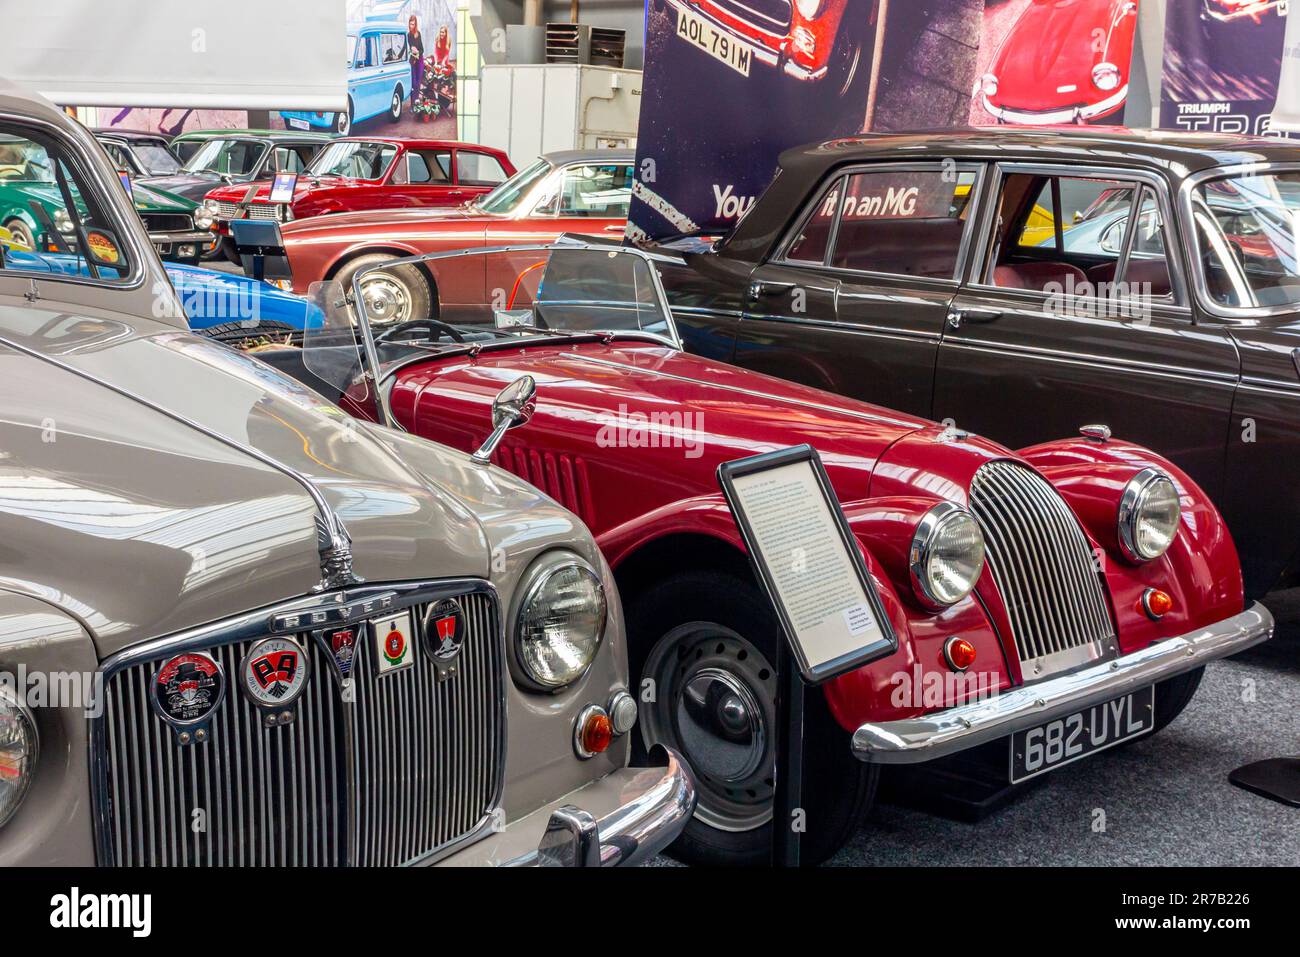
513 552 607 692
1092 61 1121 92
1118 467 1181 563
909 502 986 610
979 72 999 97
192 204 216 230
0 684 38 829
794 0 825 18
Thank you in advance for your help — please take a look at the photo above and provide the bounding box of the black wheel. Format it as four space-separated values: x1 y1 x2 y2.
220 236 243 265
627 569 877 866
335 100 353 136
388 86 403 123
334 253 432 326
4 218 36 251
1150 666 1205 736
195 319 297 344
817 7 874 135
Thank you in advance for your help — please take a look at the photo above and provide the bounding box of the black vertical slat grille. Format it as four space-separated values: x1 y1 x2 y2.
968 461 1115 669
99 589 501 866
710 0 792 32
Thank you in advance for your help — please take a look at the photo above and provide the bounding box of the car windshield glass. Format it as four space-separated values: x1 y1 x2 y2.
307 140 397 179
475 159 552 214
0 136 55 182
133 143 181 175
1194 170 1300 310
183 138 268 176
346 34 357 66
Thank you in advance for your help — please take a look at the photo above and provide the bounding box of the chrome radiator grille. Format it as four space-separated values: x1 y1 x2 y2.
213 201 242 220
968 461 1115 669
713 0 792 31
245 203 283 221
95 585 502 866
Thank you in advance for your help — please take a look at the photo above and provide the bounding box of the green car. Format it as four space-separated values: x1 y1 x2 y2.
0 135 215 263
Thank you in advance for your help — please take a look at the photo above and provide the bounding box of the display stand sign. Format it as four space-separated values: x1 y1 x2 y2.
717 444 897 866
269 172 299 204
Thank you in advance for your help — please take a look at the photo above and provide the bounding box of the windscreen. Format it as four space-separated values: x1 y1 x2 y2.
1193 170 1300 310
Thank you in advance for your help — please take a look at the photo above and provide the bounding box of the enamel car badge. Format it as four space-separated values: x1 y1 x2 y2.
240 636 309 711
373 610 415 675
152 652 225 731
423 599 465 678
321 625 359 680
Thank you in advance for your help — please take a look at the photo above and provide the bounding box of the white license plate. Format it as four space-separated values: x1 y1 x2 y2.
1010 686 1155 783
285 117 310 130
676 7 752 77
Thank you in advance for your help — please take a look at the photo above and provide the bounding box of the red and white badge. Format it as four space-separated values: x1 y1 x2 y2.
373 610 415 675
241 636 309 708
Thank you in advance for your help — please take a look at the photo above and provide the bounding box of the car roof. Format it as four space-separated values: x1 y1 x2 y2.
175 128 331 143
335 136 508 152
542 148 635 166
352 19 406 33
778 127 1300 177
91 128 171 143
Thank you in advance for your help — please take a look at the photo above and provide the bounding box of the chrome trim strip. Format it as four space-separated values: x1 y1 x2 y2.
940 337 1237 386
738 309 944 342
852 603 1274 763
89 577 508 866
506 746 697 866
980 85 1129 125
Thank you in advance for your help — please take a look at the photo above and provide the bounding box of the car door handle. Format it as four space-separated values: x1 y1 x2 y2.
604 224 626 232
946 308 1003 329
748 280 795 299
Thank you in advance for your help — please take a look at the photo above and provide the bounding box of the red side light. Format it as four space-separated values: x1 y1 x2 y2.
943 636 977 672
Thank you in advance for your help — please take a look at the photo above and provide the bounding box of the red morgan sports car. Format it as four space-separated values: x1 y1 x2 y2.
203 136 515 258
256 149 633 323
228 240 1273 867
979 0 1138 125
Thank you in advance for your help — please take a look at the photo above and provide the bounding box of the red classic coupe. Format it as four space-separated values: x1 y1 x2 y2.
258 149 632 323
234 241 1272 866
979 0 1138 124
203 136 515 259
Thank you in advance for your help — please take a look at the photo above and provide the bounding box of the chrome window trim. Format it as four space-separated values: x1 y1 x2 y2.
522 160 635 220
965 161 1192 311
770 160 988 286
0 109 150 293
1178 161 1300 322
88 577 507 868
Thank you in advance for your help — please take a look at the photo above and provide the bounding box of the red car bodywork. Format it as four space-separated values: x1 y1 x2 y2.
662 0 872 81
379 337 1244 731
203 137 515 235
272 151 633 294
982 0 1138 124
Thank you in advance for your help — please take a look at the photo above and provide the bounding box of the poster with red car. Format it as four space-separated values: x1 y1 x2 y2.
969 0 1139 126
1159 1 1293 136
630 0 984 243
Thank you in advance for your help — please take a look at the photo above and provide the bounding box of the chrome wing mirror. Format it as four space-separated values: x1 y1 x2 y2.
472 375 537 464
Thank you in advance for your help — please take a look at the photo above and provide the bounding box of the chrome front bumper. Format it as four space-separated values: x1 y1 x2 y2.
981 86 1128 125
439 746 696 867
852 603 1274 764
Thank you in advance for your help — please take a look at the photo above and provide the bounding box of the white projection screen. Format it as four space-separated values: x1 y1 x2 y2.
0 0 346 110
1271 6 1300 132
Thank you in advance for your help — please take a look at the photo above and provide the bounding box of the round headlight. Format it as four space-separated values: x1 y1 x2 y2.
1092 62 1121 92
980 72 999 97
53 207 73 234
909 503 986 608
193 205 215 230
794 0 824 18
1118 468 1180 562
516 555 607 689
0 687 37 828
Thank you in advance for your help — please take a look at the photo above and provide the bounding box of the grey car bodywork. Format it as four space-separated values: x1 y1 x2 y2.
0 79 692 867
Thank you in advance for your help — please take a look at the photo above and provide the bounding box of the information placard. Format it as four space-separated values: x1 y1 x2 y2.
269 172 299 204
718 445 896 684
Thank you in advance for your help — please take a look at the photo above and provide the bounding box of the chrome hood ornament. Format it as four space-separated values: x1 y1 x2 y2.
315 513 359 591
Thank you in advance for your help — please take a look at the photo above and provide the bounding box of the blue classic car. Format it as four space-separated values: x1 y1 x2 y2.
280 20 414 136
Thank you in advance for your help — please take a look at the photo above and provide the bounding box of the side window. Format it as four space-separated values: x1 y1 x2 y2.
382 33 407 63
828 166 976 278
102 142 132 172
543 164 632 218
406 151 451 184
0 128 133 283
456 151 508 187
784 180 841 265
271 147 305 173
356 36 378 68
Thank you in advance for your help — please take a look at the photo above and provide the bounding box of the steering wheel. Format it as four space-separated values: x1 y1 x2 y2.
374 318 466 344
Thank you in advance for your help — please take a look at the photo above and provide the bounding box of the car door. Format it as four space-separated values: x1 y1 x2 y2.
350 34 386 119
730 162 982 417
933 163 1239 500
386 148 455 208
451 149 511 205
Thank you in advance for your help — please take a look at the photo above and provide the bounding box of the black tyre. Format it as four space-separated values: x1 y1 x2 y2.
1150 666 1205 736
220 236 243 265
334 253 432 326
196 319 297 344
388 86 403 123
4 218 36 251
627 569 877 867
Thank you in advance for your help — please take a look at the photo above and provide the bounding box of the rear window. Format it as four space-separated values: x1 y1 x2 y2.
456 151 509 187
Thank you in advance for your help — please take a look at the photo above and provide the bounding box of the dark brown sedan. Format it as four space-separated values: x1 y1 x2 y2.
655 128 1300 600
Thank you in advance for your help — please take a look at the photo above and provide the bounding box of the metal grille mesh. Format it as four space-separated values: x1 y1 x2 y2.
968 461 1114 667
139 212 195 233
100 590 501 866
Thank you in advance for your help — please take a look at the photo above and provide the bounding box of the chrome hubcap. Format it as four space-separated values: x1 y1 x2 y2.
358 274 410 325
641 623 777 831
